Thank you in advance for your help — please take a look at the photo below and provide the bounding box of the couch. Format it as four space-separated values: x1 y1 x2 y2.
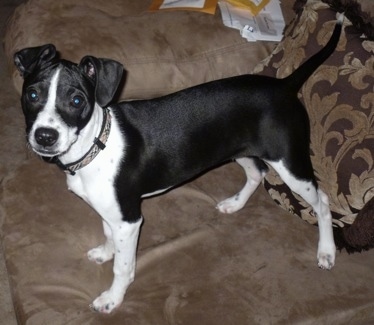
1 0 374 323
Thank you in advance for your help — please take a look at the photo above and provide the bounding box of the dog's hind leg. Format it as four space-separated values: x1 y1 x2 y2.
267 159 336 270
217 157 268 214
87 220 115 264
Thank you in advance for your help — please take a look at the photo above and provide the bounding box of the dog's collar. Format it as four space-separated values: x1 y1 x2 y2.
55 108 111 176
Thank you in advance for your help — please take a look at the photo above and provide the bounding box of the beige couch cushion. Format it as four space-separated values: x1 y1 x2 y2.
5 0 293 100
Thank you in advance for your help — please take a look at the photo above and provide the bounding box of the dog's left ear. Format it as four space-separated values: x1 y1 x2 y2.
79 56 124 108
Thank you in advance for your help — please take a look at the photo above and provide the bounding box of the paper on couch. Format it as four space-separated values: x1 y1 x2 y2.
219 0 285 42
149 0 219 14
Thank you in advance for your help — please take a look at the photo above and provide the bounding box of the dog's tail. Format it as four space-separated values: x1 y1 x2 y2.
284 13 343 92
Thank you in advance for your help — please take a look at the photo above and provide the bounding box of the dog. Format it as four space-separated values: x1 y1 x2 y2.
14 16 342 314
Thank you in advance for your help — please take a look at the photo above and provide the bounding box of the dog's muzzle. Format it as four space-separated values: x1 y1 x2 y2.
30 127 61 156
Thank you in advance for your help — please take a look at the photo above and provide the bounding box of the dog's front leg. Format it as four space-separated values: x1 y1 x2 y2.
90 217 142 313
88 220 115 264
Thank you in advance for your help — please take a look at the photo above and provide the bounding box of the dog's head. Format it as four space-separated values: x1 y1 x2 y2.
14 44 123 157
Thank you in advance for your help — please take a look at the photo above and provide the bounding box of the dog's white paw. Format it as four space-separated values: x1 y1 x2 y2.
317 247 336 270
216 195 244 214
87 245 114 264
90 290 122 314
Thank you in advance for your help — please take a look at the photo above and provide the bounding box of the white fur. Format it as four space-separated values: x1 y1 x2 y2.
218 158 335 269
141 187 171 198
58 102 142 313
87 220 114 264
217 157 266 213
266 160 336 269
35 70 146 312
29 69 78 156
89 217 142 313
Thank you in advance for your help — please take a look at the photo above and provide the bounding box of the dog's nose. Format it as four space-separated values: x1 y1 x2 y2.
34 127 59 147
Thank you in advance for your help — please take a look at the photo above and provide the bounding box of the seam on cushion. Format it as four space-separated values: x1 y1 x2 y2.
123 41 260 65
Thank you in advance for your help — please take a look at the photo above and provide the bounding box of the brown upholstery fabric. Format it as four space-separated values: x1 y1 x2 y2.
254 0 374 250
4 0 288 100
4 156 374 324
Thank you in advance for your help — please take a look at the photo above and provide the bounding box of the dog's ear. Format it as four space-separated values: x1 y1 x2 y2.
14 44 57 78
79 56 124 108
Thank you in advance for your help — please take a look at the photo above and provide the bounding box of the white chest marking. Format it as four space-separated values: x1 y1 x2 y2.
65 109 125 223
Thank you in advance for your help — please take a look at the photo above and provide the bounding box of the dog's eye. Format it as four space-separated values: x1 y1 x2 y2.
28 90 39 102
71 95 85 108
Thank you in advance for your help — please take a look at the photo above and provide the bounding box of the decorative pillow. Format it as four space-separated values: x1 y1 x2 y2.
294 0 374 40
254 0 374 251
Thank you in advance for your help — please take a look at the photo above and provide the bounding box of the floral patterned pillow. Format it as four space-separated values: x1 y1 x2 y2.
254 0 374 250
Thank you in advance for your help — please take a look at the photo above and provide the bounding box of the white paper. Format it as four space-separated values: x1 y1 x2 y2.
218 0 285 42
160 0 206 9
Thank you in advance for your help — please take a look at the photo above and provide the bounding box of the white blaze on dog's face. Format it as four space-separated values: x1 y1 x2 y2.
21 62 95 157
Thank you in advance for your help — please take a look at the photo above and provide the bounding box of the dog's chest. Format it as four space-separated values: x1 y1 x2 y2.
65 114 125 220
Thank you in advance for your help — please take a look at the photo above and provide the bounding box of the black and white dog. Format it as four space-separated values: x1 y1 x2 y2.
14 16 342 313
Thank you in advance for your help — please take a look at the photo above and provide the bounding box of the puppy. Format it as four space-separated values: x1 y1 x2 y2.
14 16 342 313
